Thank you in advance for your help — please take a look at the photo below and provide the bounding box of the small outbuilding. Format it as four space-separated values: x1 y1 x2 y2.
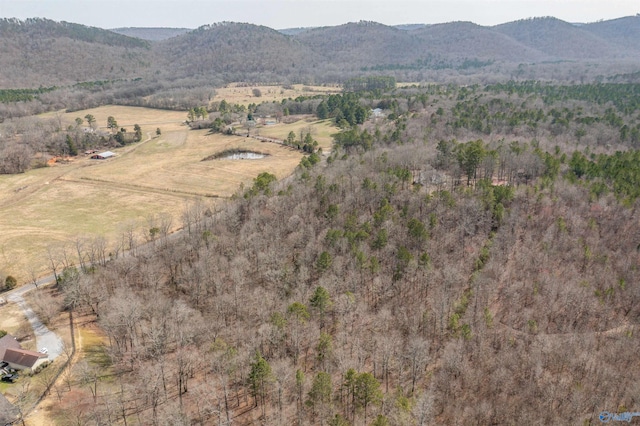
90 151 116 160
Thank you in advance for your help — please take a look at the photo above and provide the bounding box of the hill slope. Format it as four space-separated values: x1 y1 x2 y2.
0 18 151 87
582 16 640 53
154 22 318 81
1 16 640 88
294 21 422 68
493 17 632 60
410 21 548 63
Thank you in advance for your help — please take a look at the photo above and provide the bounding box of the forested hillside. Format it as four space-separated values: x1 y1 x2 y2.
0 18 151 88
44 82 640 424
1 16 640 91
583 16 640 53
493 17 630 60
154 22 318 83
293 22 420 70
410 21 546 63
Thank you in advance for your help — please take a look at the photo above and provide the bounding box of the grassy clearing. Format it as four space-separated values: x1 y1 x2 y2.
42 105 189 133
0 170 196 280
78 326 110 369
397 81 423 88
66 130 304 197
213 83 340 107
256 118 338 152
1 105 337 283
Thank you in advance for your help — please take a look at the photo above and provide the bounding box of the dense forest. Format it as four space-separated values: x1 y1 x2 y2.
22 81 639 425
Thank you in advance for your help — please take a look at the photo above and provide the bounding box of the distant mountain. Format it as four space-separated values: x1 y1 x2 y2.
277 24 428 35
294 21 422 68
0 18 148 48
493 17 631 60
582 16 640 53
410 21 547 62
0 18 151 87
1 16 640 88
154 22 318 80
110 27 192 41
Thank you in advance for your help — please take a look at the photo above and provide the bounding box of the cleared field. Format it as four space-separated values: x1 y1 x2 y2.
42 105 189 133
0 105 337 283
65 130 304 197
256 118 338 151
213 83 340 106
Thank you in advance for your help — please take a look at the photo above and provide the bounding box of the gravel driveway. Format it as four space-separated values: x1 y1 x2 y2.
7 292 63 361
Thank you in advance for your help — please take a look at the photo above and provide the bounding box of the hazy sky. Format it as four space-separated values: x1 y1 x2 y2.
0 0 637 29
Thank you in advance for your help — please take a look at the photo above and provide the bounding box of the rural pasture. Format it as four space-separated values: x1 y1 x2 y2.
0 106 337 283
212 83 339 106
255 117 338 152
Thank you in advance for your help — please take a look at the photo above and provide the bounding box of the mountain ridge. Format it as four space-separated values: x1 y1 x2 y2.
0 15 639 87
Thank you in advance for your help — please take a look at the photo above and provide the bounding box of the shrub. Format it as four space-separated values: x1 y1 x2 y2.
5 275 17 290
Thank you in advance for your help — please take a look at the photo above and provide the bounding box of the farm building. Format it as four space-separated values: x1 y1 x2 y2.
90 151 116 160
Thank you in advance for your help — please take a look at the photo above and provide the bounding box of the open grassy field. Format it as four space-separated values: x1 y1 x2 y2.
42 105 189 133
213 83 340 106
0 105 338 283
256 118 338 152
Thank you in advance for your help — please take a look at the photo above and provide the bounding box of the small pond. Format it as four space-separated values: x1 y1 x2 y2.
224 152 268 160
202 150 270 161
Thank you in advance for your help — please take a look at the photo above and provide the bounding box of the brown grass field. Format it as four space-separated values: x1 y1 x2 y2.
212 83 340 106
255 117 338 152
0 105 338 283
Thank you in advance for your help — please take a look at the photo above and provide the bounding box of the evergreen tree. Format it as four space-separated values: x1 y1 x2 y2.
317 101 329 119
248 351 274 417
65 135 77 156
354 372 382 424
